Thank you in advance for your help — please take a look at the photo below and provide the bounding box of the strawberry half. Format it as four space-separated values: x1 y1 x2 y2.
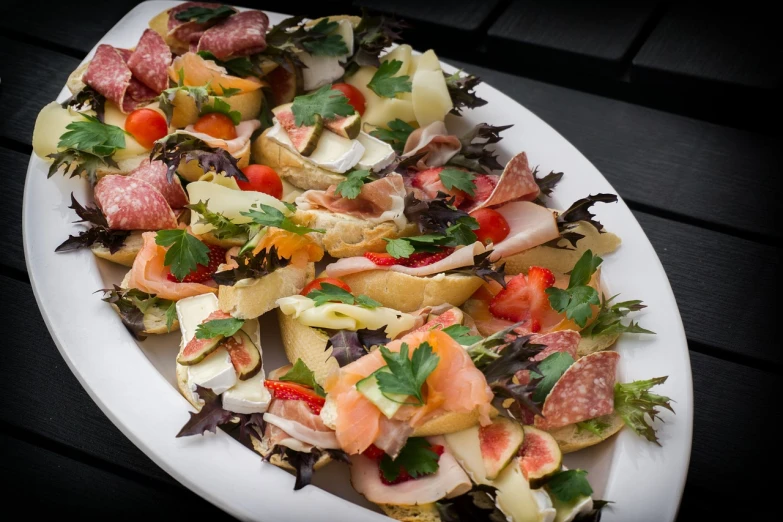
378 444 444 485
364 252 399 266
467 174 497 205
404 248 455 268
489 267 555 329
363 444 386 460
264 380 325 414
167 244 226 283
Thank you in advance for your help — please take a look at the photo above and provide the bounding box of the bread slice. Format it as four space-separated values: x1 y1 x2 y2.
338 271 484 313
91 231 144 267
250 434 333 472
292 209 419 258
113 271 180 336
379 503 441 522
547 413 625 454
218 262 315 319
252 128 347 190
503 221 621 275
278 308 339 385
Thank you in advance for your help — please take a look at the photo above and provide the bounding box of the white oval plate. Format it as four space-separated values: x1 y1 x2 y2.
23 2 693 521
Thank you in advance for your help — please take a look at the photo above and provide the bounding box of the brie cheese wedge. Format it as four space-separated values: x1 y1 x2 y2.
222 371 271 414
356 132 396 172
268 122 365 173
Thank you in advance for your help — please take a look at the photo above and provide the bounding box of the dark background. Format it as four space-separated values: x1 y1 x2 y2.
1 0 781 519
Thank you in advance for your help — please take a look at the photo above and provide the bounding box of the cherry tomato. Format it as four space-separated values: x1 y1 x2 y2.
124 108 168 149
300 278 352 296
472 208 511 245
193 113 237 140
237 164 283 198
332 83 366 116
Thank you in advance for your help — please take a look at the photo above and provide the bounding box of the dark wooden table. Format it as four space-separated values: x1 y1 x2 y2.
2 0 780 519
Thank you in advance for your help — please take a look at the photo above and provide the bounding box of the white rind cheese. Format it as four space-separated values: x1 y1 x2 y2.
356 132 396 172
222 371 271 414
267 121 365 173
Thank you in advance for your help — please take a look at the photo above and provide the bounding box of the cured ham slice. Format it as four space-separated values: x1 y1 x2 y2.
296 174 407 220
167 2 234 44
372 417 413 459
467 152 540 212
350 439 472 504
128 232 217 300
488 202 559 261
180 119 260 155
326 242 486 278
535 351 619 430
402 121 462 170
126 29 172 93
94 175 177 230
197 11 269 60
129 159 189 209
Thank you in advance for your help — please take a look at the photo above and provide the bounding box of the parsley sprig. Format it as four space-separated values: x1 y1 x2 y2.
370 119 415 153
48 114 127 183
581 294 655 337
240 204 324 235
368 59 412 98
530 352 575 402
155 229 210 281
334 169 373 199
280 359 326 397
546 250 602 327
195 318 245 339
291 85 356 126
379 437 440 482
441 324 482 346
546 469 593 503
187 200 246 239
376 342 440 406
384 216 479 259
305 283 381 309
438 168 476 197
199 97 241 125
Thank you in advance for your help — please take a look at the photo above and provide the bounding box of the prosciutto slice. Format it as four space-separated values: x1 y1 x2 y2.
129 159 189 209
296 174 407 220
197 10 269 60
263 399 339 450
372 417 414 459
466 152 540 212
326 242 486 278
350 438 472 505
488 201 559 261
402 121 462 170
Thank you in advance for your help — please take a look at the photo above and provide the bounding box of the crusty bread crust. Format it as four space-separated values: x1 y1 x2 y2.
292 209 419 258
277 308 339 385
67 62 89 95
548 413 625 454
91 231 144 267
252 128 347 190
338 271 484 313
218 262 314 319
110 270 179 336
503 222 621 275
379 503 441 522
250 434 333 472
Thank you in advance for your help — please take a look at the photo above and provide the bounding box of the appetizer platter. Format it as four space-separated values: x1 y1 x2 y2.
23 2 692 521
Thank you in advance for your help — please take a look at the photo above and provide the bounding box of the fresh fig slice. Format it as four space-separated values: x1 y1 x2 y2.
426 308 464 328
177 335 223 365
518 425 563 487
223 330 262 380
266 59 302 106
325 113 361 139
479 416 525 480
274 105 323 157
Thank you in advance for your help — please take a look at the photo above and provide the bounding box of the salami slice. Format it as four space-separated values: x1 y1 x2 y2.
197 11 269 60
127 29 172 93
535 351 619 430
530 330 580 362
467 152 540 212
167 2 233 44
129 159 189 209
83 45 133 111
94 175 178 230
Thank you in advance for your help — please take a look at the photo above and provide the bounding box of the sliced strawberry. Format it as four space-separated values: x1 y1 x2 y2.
364 252 399 266
411 167 466 207
404 248 454 268
489 274 531 322
264 380 325 414
378 444 444 485
527 266 556 289
363 444 385 460
167 244 226 283
467 174 497 204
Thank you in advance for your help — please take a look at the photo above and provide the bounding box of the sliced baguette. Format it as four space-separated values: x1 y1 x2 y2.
252 128 347 190
218 262 315 319
379 503 441 522
148 9 189 55
547 413 625 454
91 231 144 267
250 434 333 472
338 271 484 313
113 270 180 336
277 308 338 385
503 221 621 275
292 209 419 258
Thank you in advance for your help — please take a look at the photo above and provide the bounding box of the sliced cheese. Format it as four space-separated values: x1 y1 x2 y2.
356 131 396 172
276 295 415 338
267 121 365 173
381 44 413 75
300 52 345 91
32 102 81 159
345 66 416 128
222 371 271 414
416 49 442 72
187 181 289 235
443 425 490 485
493 458 541 522
412 69 453 128
334 19 354 63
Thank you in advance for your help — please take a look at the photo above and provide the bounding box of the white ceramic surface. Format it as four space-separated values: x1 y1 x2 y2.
22 2 693 521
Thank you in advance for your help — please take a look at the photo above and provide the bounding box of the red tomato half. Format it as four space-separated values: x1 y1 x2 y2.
300 278 352 296
237 164 283 198
193 113 237 140
332 83 366 116
124 108 168 149
472 208 511 245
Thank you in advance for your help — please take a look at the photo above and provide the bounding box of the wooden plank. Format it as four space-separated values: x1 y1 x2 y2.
487 0 659 68
446 58 782 240
1 432 232 518
0 37 80 145
0 149 28 274
0 274 175 484
634 210 778 365
353 0 502 32
0 0 140 55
